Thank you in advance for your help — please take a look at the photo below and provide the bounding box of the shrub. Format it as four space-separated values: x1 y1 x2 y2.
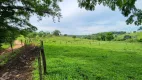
72 35 76 39
64 34 67 36
123 35 131 40
138 38 142 42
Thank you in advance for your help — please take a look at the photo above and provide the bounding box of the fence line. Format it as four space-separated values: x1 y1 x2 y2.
24 39 47 80
38 51 43 80
40 40 47 74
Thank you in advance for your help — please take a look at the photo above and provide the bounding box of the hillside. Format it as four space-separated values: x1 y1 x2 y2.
115 31 142 41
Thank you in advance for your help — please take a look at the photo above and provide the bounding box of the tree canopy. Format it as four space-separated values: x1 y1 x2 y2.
0 0 62 30
0 0 62 47
138 26 142 31
52 30 61 36
78 0 142 26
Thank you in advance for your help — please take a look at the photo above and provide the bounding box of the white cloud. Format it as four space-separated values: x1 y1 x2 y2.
136 0 142 9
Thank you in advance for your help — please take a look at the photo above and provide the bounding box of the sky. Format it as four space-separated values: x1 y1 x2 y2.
30 0 142 35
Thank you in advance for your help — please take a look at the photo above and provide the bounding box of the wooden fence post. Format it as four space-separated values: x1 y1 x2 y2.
24 40 27 49
25 40 26 45
21 40 23 46
38 53 42 80
10 41 13 53
40 40 47 74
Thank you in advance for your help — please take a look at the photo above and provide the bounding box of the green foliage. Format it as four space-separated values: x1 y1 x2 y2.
0 0 62 29
114 32 142 42
123 35 132 40
27 32 37 38
0 48 21 66
0 43 9 50
84 32 114 41
78 0 142 26
105 32 114 41
138 38 142 42
84 35 92 39
138 26 142 31
38 31 47 37
64 34 67 36
52 30 61 36
0 0 62 46
83 31 142 42
72 35 76 39
0 27 20 48
100 33 106 41
133 31 136 33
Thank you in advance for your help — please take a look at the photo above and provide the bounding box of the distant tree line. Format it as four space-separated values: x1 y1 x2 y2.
25 30 62 39
83 31 126 41
82 30 142 42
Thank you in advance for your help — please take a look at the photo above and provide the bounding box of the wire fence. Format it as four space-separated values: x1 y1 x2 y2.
24 39 47 80
37 40 47 80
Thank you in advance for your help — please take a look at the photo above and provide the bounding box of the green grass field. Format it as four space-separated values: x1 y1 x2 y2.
33 36 142 80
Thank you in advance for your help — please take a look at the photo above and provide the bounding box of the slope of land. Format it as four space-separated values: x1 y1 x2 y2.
116 32 142 40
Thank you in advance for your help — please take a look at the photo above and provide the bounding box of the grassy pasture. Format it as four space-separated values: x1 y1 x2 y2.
33 36 142 80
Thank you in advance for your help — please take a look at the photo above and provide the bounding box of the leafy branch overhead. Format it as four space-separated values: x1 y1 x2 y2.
0 0 62 45
0 0 62 30
78 0 142 26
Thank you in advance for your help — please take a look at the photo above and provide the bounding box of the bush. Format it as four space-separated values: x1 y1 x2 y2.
72 35 76 39
64 34 67 36
138 38 142 42
123 35 131 40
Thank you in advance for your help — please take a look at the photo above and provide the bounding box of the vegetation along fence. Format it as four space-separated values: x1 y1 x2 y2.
38 40 47 80
24 39 47 80
1 39 47 80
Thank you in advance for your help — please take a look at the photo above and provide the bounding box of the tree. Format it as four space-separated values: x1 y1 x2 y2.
64 34 68 36
133 31 136 33
123 35 132 40
105 32 114 41
72 35 76 39
138 38 142 42
100 34 106 41
38 31 46 37
0 26 19 48
27 32 38 38
45 31 50 35
78 0 142 26
138 26 142 31
52 30 61 36
0 0 62 46
84 35 91 39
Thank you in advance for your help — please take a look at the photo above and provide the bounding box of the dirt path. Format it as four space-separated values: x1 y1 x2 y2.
0 40 24 55
0 45 40 80
12 40 24 50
